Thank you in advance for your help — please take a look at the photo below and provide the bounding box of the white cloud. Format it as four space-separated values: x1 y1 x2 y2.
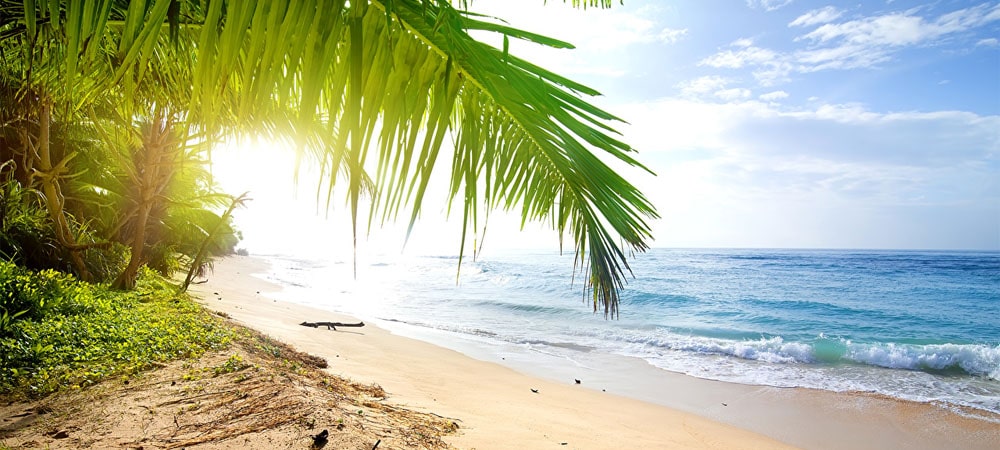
700 45 780 69
658 27 689 44
936 3 1000 33
700 3 1000 85
791 4 1000 70
759 90 789 101
675 77 755 102
620 97 1000 249
647 98 998 168
800 3 1000 47
795 42 891 71
511 3 692 51
799 102 882 123
801 13 926 46
715 88 752 101
700 42 793 85
465 0 684 71
463 1 693 81
789 6 844 27
746 0 795 12
675 75 733 97
596 15 658 48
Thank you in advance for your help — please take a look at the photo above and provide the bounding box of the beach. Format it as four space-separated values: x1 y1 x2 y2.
191 255 1000 449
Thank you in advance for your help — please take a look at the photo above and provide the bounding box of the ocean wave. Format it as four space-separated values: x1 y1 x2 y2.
473 299 574 316
633 334 815 364
521 339 595 352
379 318 502 340
623 292 698 306
739 297 907 326
617 331 1000 378
843 342 1000 379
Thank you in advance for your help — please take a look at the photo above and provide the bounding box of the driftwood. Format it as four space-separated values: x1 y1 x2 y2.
299 321 365 331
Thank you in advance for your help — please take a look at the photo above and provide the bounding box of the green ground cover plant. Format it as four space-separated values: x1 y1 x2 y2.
0 262 233 398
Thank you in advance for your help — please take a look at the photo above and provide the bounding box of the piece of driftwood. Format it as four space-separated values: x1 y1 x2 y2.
299 321 365 331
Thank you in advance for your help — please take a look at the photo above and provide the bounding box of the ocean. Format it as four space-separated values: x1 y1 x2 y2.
253 248 1000 419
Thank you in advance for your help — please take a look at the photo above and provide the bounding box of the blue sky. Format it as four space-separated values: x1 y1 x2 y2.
469 0 1000 250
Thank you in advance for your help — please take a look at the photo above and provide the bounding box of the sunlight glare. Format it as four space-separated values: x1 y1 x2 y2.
211 136 563 262
212 138 356 260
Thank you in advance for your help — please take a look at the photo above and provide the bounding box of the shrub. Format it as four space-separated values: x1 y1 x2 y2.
81 242 131 284
0 179 65 272
0 261 84 335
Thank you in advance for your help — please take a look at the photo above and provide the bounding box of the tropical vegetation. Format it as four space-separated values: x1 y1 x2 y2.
0 262 233 398
0 0 655 325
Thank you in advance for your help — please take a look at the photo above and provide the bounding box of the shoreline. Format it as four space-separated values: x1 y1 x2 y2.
192 255 1000 449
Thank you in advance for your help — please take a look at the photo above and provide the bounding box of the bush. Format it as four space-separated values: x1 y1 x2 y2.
0 261 84 334
1 178 118 279
145 242 182 277
0 180 65 272
81 242 131 284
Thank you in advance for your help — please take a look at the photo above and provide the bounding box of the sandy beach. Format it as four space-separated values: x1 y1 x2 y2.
190 255 1000 450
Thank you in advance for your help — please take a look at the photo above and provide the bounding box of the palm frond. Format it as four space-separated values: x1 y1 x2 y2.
353 1 657 317
1 0 655 315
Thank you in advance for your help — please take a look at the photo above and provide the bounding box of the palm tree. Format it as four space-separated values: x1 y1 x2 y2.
0 1 116 281
0 0 656 317
1 1 241 288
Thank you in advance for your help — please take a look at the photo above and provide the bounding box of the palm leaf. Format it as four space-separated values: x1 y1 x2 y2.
351 1 657 317
1 0 654 316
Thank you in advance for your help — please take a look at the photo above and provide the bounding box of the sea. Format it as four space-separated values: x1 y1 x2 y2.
252 248 1000 419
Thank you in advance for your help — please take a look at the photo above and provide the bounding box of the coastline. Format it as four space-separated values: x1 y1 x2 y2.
191 255 1000 449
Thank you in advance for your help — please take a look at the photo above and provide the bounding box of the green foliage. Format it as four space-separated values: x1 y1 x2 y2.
0 261 84 333
145 243 181 277
2 149 127 284
0 264 233 398
0 177 64 272
80 242 131 283
213 354 251 376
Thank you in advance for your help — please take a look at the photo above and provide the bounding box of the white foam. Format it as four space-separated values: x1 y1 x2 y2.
843 342 1000 378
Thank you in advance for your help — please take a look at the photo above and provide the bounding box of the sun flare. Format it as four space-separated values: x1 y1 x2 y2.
209 139 353 259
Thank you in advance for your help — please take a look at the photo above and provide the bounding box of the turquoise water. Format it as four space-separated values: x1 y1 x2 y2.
259 248 1000 416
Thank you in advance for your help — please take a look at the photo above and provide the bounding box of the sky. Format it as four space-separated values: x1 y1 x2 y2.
471 0 1000 250
218 0 1000 254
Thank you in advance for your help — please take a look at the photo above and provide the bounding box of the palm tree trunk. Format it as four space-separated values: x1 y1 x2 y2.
179 192 249 293
113 108 174 290
33 101 92 281
114 200 153 289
